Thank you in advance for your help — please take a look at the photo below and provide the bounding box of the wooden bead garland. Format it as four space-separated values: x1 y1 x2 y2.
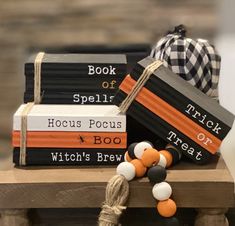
116 141 182 219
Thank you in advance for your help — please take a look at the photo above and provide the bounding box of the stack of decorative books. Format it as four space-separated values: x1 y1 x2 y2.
13 52 134 166
113 56 235 164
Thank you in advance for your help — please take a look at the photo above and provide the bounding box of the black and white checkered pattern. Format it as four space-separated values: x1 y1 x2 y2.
150 32 221 98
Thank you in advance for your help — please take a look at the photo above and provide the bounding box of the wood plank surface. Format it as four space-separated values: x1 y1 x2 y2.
0 155 233 208
30 208 198 226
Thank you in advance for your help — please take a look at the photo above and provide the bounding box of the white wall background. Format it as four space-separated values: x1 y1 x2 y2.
216 0 235 185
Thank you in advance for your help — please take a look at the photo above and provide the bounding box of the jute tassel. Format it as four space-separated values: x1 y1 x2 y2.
98 175 129 226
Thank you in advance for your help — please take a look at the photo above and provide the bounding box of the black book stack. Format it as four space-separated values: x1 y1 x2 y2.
24 54 127 104
24 44 151 105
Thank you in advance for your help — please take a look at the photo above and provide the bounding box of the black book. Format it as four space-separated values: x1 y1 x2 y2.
13 148 125 166
28 43 151 74
24 54 126 104
24 44 151 104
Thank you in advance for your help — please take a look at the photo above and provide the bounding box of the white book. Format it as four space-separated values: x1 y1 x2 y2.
13 104 126 132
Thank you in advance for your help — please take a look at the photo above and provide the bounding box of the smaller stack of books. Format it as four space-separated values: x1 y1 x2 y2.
13 104 126 165
113 56 235 164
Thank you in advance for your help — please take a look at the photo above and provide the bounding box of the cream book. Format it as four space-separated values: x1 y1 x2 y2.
13 104 126 132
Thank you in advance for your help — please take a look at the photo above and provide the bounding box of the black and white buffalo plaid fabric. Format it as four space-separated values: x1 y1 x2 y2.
150 27 221 98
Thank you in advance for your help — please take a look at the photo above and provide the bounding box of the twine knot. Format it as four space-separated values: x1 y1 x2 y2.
99 204 126 225
98 175 129 226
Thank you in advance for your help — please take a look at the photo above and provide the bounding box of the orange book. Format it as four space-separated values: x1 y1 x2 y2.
12 131 127 149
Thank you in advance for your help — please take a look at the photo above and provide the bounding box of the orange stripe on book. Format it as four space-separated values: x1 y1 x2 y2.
119 75 221 154
12 131 127 149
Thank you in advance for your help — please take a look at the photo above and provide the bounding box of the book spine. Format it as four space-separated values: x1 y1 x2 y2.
25 77 124 92
133 59 234 128
12 131 127 149
131 69 230 140
13 148 125 166
14 115 126 132
25 63 127 77
25 68 127 78
24 92 115 105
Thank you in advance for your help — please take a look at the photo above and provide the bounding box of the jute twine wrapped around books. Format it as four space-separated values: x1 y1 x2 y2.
19 52 45 166
119 60 163 113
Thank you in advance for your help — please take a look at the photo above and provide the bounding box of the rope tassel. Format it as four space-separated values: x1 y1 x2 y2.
98 175 129 226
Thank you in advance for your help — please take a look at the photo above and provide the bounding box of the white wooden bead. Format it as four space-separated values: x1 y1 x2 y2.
152 182 172 201
116 162 135 181
134 141 153 159
158 153 167 168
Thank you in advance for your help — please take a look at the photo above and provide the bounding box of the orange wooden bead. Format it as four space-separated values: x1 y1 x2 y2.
131 159 147 177
141 148 160 167
157 199 177 217
125 151 133 162
159 150 173 168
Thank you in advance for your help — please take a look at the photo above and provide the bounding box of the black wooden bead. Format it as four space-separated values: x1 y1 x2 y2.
127 142 138 159
147 165 167 183
166 148 180 165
